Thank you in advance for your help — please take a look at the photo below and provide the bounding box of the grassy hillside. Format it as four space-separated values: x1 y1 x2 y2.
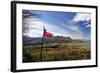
23 42 91 62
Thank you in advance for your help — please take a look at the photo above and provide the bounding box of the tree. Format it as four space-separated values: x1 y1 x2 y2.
22 10 41 35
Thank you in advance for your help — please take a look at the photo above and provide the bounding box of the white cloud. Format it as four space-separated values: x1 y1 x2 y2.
68 25 80 32
73 13 91 22
23 17 40 25
83 21 91 28
66 13 91 39
67 26 83 39
23 17 44 37
86 24 91 28
83 21 89 25
70 13 91 28
68 13 91 30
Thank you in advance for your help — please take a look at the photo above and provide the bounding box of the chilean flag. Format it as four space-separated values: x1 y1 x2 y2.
43 28 53 37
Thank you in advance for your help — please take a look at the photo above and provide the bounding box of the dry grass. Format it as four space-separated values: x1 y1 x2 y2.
23 43 91 62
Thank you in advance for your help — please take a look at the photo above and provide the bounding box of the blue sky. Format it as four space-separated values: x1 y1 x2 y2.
23 10 91 40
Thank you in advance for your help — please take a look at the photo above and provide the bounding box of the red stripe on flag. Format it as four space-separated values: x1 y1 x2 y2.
44 31 53 37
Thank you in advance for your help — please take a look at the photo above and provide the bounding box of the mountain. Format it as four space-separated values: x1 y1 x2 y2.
44 36 72 43
23 36 72 45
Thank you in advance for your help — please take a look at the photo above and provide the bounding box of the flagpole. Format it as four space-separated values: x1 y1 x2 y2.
40 26 45 61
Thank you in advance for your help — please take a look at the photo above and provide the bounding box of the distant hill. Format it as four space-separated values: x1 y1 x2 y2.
23 36 73 45
44 36 72 43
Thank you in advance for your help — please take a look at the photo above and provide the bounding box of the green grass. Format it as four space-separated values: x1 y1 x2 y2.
23 43 91 62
